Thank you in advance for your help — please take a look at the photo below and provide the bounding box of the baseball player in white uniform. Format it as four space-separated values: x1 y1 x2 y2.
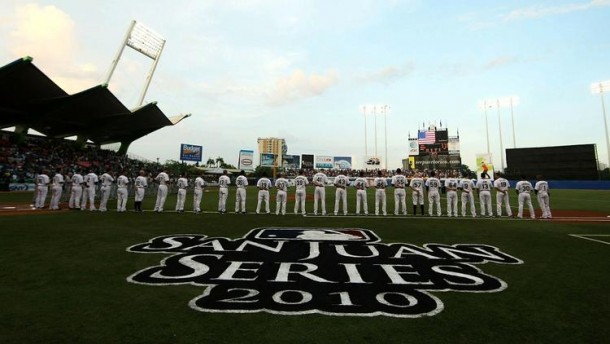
69 171 84 210
373 170 387 216
61 171 72 204
444 173 459 217
81 170 98 211
333 173 349 215
312 170 328 215
235 170 248 214
534 175 552 219
410 173 425 215
134 170 148 212
476 173 493 217
193 174 205 213
275 173 289 215
98 171 114 212
49 168 64 210
391 168 408 215
154 169 170 212
515 176 536 219
116 171 129 212
34 170 49 209
175 173 188 213
293 170 309 216
353 171 369 215
494 173 513 217
218 170 230 214
425 171 442 216
459 177 477 217
256 173 272 214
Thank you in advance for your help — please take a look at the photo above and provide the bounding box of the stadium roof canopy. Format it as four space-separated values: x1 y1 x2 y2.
0 56 188 152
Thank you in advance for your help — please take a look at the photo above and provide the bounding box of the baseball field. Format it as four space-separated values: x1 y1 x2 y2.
1 188 609 344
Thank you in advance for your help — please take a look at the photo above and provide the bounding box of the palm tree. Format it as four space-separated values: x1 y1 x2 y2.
215 157 225 168
206 158 215 167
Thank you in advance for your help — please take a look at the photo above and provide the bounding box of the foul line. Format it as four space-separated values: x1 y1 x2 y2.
569 234 610 245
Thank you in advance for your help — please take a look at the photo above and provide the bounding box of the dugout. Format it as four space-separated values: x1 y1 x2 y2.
505 144 599 180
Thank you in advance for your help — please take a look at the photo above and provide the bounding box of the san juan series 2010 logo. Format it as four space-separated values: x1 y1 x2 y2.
126 228 522 317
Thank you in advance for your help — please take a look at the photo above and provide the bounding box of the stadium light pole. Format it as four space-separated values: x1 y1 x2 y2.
373 105 378 159
362 105 368 164
496 99 505 171
104 20 166 107
381 105 390 170
508 96 519 148
591 80 610 169
478 100 491 155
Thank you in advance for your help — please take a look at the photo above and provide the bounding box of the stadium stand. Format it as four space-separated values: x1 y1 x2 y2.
0 56 188 154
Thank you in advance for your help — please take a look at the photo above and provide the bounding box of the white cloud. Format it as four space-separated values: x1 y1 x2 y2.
266 69 339 106
6 4 98 93
503 0 610 21
485 56 518 70
359 62 414 84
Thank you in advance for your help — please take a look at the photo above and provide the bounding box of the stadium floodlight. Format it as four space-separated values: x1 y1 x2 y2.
104 20 167 107
591 80 610 169
126 22 165 60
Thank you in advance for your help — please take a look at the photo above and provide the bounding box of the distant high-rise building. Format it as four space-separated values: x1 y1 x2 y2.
257 137 287 166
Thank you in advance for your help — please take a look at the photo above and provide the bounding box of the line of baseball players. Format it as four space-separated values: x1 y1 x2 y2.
213 168 552 219
32 167 552 219
34 168 141 212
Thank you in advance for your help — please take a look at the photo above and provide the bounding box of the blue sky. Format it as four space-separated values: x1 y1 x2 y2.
1 0 610 170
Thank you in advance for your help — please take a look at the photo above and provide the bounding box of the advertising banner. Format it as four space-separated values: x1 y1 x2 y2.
408 138 419 156
179 144 202 162
476 153 494 180
315 155 334 169
408 157 415 170
364 155 381 167
412 155 462 170
301 154 314 169
260 153 276 167
282 155 301 169
238 150 254 171
333 156 352 169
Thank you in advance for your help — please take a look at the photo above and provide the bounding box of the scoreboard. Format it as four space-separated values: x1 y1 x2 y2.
419 142 449 155
506 144 598 180
409 127 461 170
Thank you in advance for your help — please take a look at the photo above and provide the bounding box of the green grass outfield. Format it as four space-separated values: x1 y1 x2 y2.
1 188 609 344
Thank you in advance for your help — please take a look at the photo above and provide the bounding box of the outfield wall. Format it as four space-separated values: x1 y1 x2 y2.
507 180 610 190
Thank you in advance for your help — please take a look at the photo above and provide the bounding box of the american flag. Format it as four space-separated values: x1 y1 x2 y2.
418 130 436 144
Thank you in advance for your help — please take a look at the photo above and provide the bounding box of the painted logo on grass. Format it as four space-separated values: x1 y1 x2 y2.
126 228 522 318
